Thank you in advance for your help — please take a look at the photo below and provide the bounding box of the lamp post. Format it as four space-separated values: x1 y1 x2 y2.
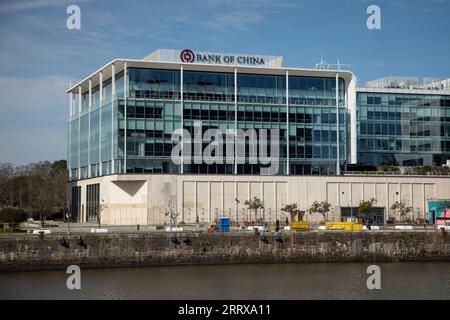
350 201 354 232
342 191 354 232
235 198 240 226
65 206 71 235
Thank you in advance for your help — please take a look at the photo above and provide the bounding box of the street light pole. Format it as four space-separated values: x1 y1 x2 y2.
66 206 71 235
350 201 354 232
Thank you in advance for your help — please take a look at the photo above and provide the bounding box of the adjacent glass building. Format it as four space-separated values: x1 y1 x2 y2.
357 89 450 167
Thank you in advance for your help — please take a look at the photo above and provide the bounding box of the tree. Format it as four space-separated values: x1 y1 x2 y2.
165 207 180 226
281 203 304 222
0 163 14 207
244 197 264 223
0 208 28 232
359 198 378 223
390 201 412 223
0 160 68 225
308 201 332 222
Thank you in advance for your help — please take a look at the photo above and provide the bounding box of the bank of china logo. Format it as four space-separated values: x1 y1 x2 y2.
180 49 195 63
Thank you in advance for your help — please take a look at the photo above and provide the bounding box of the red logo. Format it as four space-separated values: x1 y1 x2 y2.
180 49 195 63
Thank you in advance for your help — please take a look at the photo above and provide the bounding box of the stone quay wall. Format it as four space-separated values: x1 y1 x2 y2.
0 231 449 272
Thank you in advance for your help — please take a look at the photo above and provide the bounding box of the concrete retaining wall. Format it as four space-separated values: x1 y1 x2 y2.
0 232 449 272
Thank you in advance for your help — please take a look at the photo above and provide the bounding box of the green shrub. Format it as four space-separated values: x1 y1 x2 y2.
377 165 400 173
0 208 29 223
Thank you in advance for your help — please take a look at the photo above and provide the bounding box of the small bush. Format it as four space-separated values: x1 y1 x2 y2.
378 165 400 173
0 208 29 223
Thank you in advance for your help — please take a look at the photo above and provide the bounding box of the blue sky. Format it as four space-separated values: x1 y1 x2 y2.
0 0 450 164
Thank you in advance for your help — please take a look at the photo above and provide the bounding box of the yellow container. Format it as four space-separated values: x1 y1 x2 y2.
290 221 310 230
346 223 363 231
325 222 363 231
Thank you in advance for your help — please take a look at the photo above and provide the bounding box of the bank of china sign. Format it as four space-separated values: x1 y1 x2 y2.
180 49 270 67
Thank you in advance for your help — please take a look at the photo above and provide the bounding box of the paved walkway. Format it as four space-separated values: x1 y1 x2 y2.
17 221 441 235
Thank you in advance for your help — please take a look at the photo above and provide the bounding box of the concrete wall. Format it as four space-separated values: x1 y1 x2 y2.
1 232 449 272
68 174 450 225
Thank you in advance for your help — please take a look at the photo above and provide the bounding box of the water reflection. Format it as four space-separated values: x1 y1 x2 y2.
1 262 449 300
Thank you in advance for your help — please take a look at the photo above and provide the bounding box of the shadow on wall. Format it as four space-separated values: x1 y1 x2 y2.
112 181 146 197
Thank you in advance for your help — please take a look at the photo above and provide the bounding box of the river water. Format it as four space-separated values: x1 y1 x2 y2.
1 262 449 300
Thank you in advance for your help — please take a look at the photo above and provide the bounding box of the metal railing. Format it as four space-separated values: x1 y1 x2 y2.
344 171 450 176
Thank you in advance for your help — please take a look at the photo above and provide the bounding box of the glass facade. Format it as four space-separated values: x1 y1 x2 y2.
68 67 347 180
288 76 346 175
68 73 124 180
357 92 450 167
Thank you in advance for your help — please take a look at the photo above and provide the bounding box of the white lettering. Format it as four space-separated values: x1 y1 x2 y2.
66 5 81 30
366 265 381 289
366 5 381 30
66 265 81 290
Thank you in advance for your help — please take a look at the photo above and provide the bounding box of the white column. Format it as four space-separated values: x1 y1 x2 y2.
111 63 116 99
234 67 238 175
348 75 357 164
99 73 103 176
78 86 82 180
88 79 92 108
286 70 290 175
336 73 341 175
111 64 116 174
180 64 184 174
123 62 127 173
88 79 92 178
68 83 72 180
99 71 103 104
